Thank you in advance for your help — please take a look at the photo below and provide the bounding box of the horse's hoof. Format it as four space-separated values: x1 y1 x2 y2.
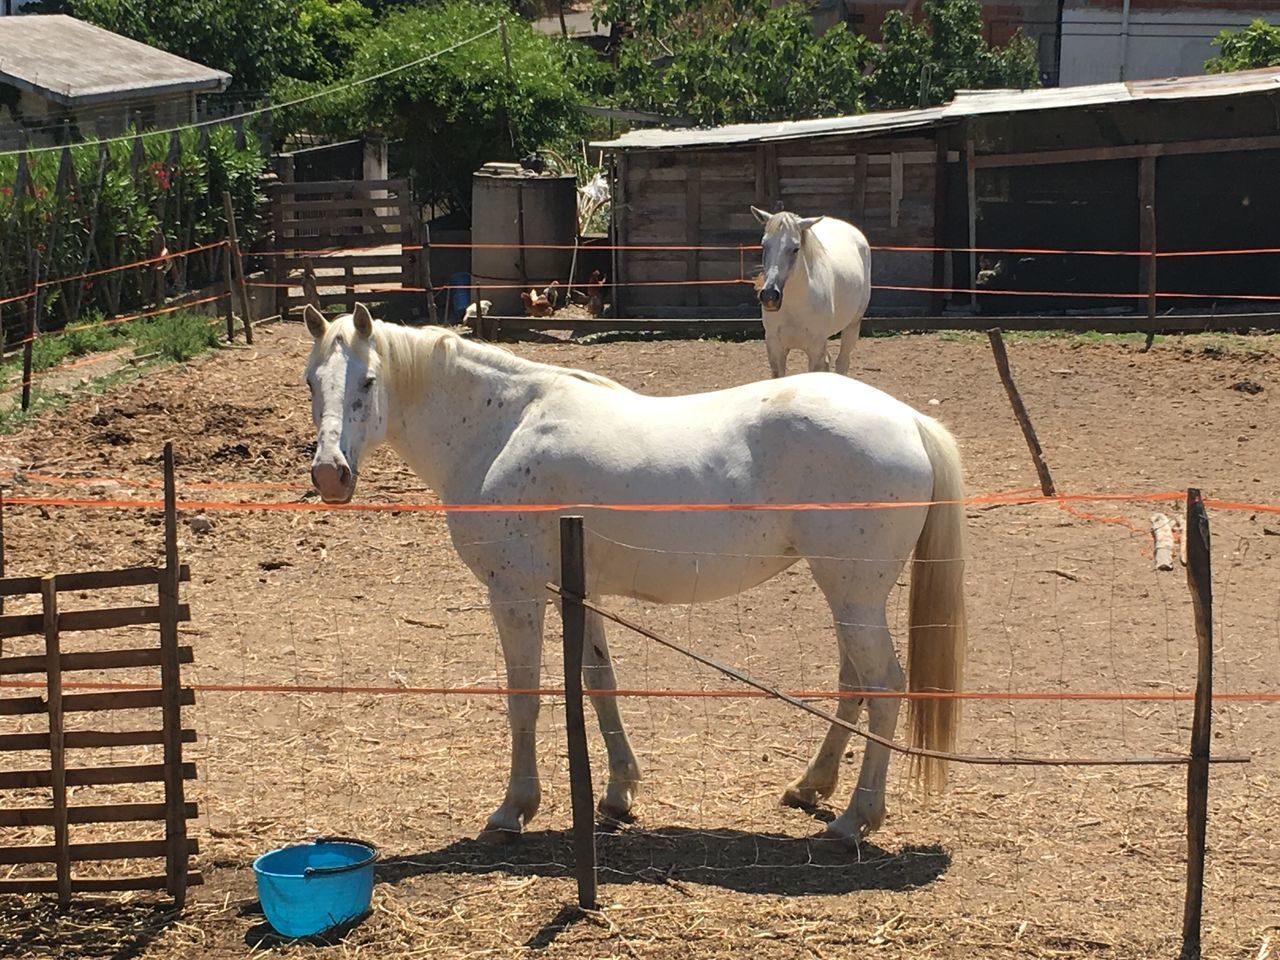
781 785 827 810
477 826 521 845
596 801 637 829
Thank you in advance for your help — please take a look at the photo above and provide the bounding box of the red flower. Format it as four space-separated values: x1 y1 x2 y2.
0 187 11 196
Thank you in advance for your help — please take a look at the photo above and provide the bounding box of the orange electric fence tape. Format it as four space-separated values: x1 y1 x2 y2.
0 678 1276 703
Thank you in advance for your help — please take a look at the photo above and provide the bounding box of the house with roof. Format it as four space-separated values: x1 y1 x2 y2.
0 14 231 149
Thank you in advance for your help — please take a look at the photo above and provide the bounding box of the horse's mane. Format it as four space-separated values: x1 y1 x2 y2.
373 322 625 398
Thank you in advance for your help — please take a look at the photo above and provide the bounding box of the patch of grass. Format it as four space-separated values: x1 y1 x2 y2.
130 311 221 362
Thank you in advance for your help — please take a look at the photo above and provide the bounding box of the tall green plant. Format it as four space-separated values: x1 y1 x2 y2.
0 128 265 345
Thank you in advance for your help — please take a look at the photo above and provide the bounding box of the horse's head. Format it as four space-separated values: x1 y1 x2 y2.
750 206 823 312
303 303 390 504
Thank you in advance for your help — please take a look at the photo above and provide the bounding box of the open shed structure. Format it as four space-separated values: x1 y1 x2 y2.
593 67 1280 324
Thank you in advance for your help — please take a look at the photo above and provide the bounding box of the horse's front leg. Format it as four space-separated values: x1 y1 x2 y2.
765 329 788 378
805 338 830 374
583 610 642 822
482 594 546 840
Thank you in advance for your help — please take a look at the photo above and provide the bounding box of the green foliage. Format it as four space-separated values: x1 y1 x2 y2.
1206 20 1280 73
0 130 265 344
870 0 1039 108
70 0 309 93
600 0 1039 124
295 0 377 84
615 4 872 125
131 311 222 361
281 1 598 212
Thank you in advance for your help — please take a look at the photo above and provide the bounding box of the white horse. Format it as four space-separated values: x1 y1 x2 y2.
303 304 966 844
752 206 872 378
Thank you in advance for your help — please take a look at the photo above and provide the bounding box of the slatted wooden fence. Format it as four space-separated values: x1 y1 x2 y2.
0 444 199 907
266 177 429 320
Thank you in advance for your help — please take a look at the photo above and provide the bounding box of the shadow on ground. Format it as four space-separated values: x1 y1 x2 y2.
0 898 178 960
378 825 949 897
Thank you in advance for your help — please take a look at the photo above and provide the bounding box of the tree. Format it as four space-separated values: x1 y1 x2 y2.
1206 20 1280 74
281 2 598 213
70 0 311 94
598 0 1039 124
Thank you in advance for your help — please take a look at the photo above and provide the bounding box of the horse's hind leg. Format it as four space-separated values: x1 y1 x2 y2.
833 318 862 376
482 595 546 839
805 338 830 374
796 560 904 841
781 642 862 809
584 610 642 822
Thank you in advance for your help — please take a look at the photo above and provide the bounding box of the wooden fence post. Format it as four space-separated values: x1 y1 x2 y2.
1180 488 1212 960
987 328 1056 497
222 243 236 342
160 442 189 908
21 251 40 412
42 575 71 909
302 257 320 309
559 515 598 911
220 191 253 344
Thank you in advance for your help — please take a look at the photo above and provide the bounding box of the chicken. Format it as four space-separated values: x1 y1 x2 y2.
520 288 554 317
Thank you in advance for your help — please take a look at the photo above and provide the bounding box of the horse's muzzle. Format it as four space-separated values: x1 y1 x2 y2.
759 287 783 312
311 460 355 504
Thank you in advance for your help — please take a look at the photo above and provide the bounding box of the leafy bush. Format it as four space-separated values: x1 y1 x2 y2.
1206 20 1280 73
131 311 222 362
0 126 265 345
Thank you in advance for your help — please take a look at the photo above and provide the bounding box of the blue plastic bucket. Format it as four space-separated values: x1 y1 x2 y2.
448 272 472 320
253 837 378 938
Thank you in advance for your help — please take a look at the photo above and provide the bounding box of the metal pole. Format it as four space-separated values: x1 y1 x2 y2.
559 515 598 911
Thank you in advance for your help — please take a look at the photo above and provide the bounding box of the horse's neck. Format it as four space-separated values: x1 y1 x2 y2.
383 330 544 498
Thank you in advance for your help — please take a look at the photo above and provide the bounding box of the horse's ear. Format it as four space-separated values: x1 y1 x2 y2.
352 303 374 339
303 304 327 340
750 205 771 225
796 216 824 232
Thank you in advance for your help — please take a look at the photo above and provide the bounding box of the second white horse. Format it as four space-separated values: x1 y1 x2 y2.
752 206 872 377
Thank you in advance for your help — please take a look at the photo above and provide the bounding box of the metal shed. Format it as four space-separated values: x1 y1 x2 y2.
592 66 1280 323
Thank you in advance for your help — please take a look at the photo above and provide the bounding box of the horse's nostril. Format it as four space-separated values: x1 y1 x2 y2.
337 464 351 486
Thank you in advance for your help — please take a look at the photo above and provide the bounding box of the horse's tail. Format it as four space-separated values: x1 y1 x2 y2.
907 414 967 793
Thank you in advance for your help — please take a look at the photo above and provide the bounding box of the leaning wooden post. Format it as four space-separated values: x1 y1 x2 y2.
302 257 320 309
21 251 40 412
160 442 189 907
1180 488 1212 960
987 328 1056 497
221 242 235 342
42 575 71 909
220 191 253 344
559 515 598 911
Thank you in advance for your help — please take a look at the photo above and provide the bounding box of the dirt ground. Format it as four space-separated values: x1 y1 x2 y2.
0 325 1277 959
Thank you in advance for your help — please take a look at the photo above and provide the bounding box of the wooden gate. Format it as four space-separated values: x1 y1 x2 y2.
267 177 430 321
0 445 199 906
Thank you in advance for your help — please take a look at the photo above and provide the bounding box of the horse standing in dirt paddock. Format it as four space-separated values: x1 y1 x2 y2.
752 206 872 378
303 304 966 845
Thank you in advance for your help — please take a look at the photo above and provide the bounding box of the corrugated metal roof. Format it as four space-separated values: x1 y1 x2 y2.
0 15 231 107
592 66 1280 151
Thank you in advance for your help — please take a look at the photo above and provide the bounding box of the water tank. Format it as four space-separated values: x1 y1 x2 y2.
471 163 577 316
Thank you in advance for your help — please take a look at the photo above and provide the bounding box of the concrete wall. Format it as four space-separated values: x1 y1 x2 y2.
1061 4 1274 85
